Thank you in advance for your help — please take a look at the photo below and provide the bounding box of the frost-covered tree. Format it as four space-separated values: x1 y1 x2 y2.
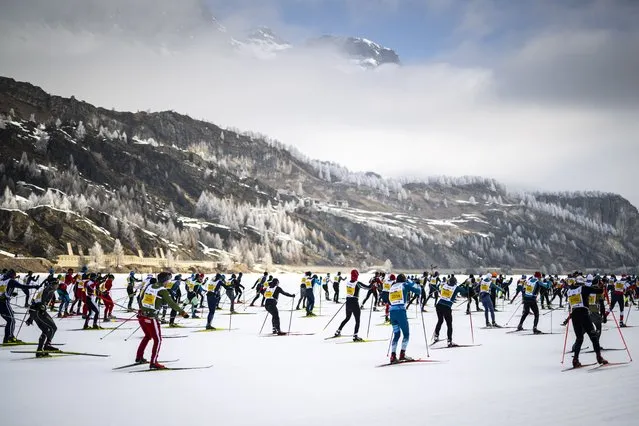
75 121 86 140
383 259 393 272
89 241 105 268
23 225 34 245
112 239 124 267
55 118 62 128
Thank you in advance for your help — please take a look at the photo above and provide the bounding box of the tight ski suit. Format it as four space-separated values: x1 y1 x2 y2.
567 283 605 362
517 278 551 331
0 274 39 343
336 279 371 339
57 275 72 316
609 279 630 325
332 274 345 303
389 279 421 354
264 283 295 334
479 276 501 326
27 282 58 352
434 282 462 344
206 278 228 328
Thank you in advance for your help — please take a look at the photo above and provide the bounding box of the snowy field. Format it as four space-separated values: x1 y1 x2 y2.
2 273 638 426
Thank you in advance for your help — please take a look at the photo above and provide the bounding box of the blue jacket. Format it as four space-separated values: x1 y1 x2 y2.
389 280 421 312
436 285 463 308
523 279 551 301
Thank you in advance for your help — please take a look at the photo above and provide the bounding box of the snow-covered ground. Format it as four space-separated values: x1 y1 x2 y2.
2 273 637 426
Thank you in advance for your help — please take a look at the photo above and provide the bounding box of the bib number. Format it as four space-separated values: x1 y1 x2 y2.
142 293 156 309
389 290 403 303
480 283 490 293
441 288 453 299
265 289 274 298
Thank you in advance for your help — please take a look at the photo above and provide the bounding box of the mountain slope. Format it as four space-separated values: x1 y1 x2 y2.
0 76 637 272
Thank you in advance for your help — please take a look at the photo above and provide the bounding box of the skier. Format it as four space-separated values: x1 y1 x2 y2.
322 273 331 301
332 271 345 303
225 274 237 313
264 278 295 334
233 273 245 303
25 276 59 357
539 274 553 309
361 272 380 310
83 273 101 329
567 275 608 367
389 274 421 363
550 278 565 308
334 269 372 341
424 272 441 307
0 270 41 344
100 274 115 321
295 271 310 310
516 272 551 334
183 274 204 318
250 272 269 307
57 271 72 318
608 275 630 327
587 275 606 337
433 275 463 346
479 274 502 327
126 271 142 311
205 274 229 330
22 271 39 307
463 275 481 314
380 273 394 323
136 272 190 369
510 275 526 303
305 274 320 316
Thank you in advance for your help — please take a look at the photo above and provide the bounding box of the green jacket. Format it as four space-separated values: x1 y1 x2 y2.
138 284 184 318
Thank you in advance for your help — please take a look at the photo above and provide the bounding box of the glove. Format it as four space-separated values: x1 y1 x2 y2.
25 318 33 326
181 312 189 319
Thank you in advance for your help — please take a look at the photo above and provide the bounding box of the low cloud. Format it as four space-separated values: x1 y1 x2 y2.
0 0 637 206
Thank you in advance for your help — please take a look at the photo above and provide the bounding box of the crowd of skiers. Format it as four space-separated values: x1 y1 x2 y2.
1 266 636 367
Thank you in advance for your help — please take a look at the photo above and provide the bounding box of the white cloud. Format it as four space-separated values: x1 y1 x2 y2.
0 0 637 207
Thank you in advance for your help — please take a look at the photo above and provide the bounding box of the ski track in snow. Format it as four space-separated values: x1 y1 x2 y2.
1 273 637 426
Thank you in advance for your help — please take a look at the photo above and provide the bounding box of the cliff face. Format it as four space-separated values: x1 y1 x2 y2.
1 76 637 272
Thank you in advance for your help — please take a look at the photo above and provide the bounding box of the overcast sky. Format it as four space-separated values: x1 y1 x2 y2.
1 0 638 207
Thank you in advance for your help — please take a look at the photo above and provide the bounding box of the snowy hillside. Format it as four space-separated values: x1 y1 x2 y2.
2 273 637 426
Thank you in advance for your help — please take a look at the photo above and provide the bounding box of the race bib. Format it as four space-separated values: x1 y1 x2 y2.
389 289 403 303
614 282 625 292
142 293 156 309
480 283 490 293
525 284 534 294
207 283 216 292
588 294 596 305
441 287 453 299
265 289 274 298
346 286 355 296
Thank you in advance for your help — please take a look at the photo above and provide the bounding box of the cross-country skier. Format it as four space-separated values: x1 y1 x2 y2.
479 274 502 328
101 274 115 321
510 275 526 303
250 272 269 307
225 275 237 313
166 274 184 327
57 271 72 317
424 272 441 308
83 273 101 329
25 276 59 357
232 273 245 303
22 271 39 307
334 269 372 341
126 271 142 311
380 273 394 323
389 274 421 363
332 272 345 303
608 275 630 327
295 271 311 310
516 272 551 334
322 273 331 301
136 272 189 369
205 274 230 330
463 275 482 314
0 270 40 344
433 275 462 346
567 275 608 367
361 272 380 310
264 278 295 335
305 274 320 316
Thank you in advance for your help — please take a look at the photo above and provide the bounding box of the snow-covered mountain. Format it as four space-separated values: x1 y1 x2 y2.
231 27 292 59
306 35 401 68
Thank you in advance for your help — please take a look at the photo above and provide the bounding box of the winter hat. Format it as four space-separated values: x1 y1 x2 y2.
350 269 359 281
157 272 172 284
389 274 396 281
396 274 407 283
534 271 542 279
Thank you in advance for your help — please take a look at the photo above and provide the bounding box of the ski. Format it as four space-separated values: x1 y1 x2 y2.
2 342 65 347
584 348 626 353
192 328 237 333
161 325 201 329
376 323 392 327
260 332 315 337
10 350 109 357
480 326 515 329
520 331 548 336
506 329 525 334
69 327 130 331
129 364 213 373
432 344 482 350
113 359 179 370
163 335 187 339
337 338 387 344
561 362 597 372
324 335 353 340
376 359 443 368
221 312 256 315
588 361 631 372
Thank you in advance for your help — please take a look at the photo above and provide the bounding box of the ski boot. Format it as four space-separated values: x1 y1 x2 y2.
83 324 90 330
43 345 60 352
620 322 627 328
103 318 111 323
390 352 399 364
373 307 378 312
206 325 216 330
572 357 581 368
277 331 287 336
191 314 200 319
135 357 148 364
353 336 364 342
432 333 439 344
492 322 501 328
334 330 341 337
516 325 524 331
169 323 179 328
485 321 491 328
596 353 609 365
92 324 101 330
36 352 51 358
384 316 390 323
447 339 458 348
149 363 167 370
533 328 542 334
399 350 413 361
57 313 63 318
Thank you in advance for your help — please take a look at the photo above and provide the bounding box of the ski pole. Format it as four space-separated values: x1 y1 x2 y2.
505 300 523 326
319 284 322 316
602 291 633 362
124 325 141 341
228 305 232 332
100 312 137 340
15 310 30 339
469 307 475 344
420 301 430 358
288 297 295 334
550 307 553 334
386 327 393 357
561 314 572 364
366 297 374 339
259 311 270 335
322 302 345 331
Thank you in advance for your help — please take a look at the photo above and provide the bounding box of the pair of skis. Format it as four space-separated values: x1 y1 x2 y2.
113 359 213 372
562 361 630 372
